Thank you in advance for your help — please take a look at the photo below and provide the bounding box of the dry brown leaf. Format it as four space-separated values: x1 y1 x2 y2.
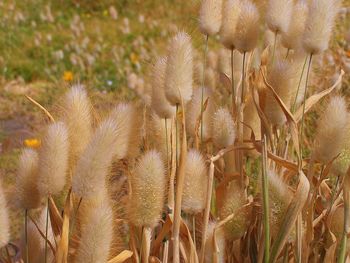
48 196 63 238
108 250 133 263
270 171 310 262
55 189 72 263
25 95 55 122
294 70 345 122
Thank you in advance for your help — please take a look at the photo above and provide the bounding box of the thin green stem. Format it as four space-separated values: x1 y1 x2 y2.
200 35 209 145
299 54 313 159
292 56 308 113
25 209 29 263
262 135 270 263
44 197 49 263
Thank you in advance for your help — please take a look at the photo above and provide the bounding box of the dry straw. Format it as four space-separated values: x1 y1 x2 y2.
302 0 341 55
164 31 193 105
128 150 166 228
199 0 223 36
16 149 41 210
313 96 349 164
37 122 69 196
151 56 176 120
72 117 119 199
182 149 208 214
0 180 9 248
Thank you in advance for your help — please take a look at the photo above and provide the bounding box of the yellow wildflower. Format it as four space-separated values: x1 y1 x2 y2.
103 10 108 17
24 138 41 149
130 53 139 64
63 71 74 82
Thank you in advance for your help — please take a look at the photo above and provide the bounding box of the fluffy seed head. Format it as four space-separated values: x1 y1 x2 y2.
182 149 208 214
314 96 350 163
151 56 176 119
281 1 308 51
186 87 215 141
302 0 341 54
219 181 251 240
165 32 193 105
212 107 235 149
266 0 293 34
75 200 113 263
129 150 166 228
61 85 92 163
110 103 142 159
72 118 120 199
37 122 69 196
264 58 297 126
16 149 41 210
220 0 240 49
267 171 292 238
234 0 260 53
199 0 223 36
0 180 9 248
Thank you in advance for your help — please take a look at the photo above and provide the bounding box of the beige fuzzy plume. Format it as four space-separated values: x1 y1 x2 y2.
129 150 166 228
110 102 142 159
75 200 113 263
267 171 292 238
186 87 215 141
151 56 176 119
220 0 240 49
302 0 341 54
219 180 251 240
313 96 350 164
234 0 260 53
281 1 308 51
37 122 69 196
199 0 223 36
61 85 92 163
266 0 293 34
0 180 9 248
182 149 208 214
164 32 193 105
72 117 119 199
212 107 235 149
16 149 41 210
264 58 297 126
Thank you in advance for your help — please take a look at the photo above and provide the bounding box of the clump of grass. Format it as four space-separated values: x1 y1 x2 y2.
2 0 349 262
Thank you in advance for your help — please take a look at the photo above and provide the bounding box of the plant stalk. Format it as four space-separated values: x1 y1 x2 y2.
262 135 270 263
200 35 209 145
291 55 308 113
44 197 49 263
338 188 350 263
299 54 313 159
25 209 29 263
